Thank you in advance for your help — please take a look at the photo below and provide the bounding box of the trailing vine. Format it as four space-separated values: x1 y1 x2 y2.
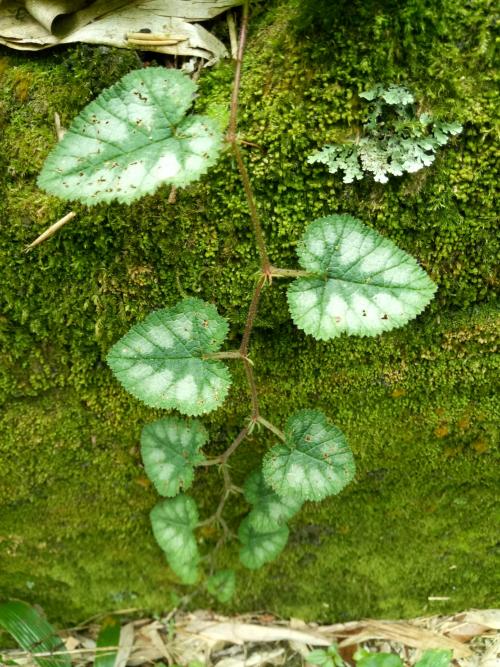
35 2 448 602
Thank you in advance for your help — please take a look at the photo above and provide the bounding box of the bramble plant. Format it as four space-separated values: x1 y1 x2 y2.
37 3 438 601
308 84 462 183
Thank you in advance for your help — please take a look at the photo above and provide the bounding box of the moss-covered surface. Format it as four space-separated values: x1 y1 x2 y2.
0 0 498 623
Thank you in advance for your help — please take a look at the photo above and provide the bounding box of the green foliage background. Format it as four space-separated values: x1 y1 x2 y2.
0 0 498 622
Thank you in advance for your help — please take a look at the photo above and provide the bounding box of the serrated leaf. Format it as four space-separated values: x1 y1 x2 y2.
150 495 200 584
414 650 452 667
238 517 289 570
0 601 70 667
287 215 436 340
107 298 231 416
38 68 223 205
141 417 207 497
357 653 403 667
206 570 236 603
263 410 355 503
244 470 302 531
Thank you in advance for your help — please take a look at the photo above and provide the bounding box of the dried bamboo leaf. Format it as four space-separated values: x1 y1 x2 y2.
182 619 331 646
0 0 242 61
337 621 472 658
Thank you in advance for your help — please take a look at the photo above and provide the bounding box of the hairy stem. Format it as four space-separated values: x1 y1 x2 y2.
201 1 277 556
243 359 259 420
227 1 270 272
257 416 286 441
232 143 270 270
203 350 243 360
228 0 249 143
240 275 265 356
269 266 314 278
222 425 250 462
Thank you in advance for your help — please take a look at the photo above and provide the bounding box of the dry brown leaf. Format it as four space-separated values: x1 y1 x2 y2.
0 0 242 61
181 618 332 647
115 621 135 667
336 620 472 658
127 621 168 666
462 611 500 631
478 637 500 667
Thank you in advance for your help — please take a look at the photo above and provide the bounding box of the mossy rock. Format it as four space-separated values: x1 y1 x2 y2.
0 0 498 623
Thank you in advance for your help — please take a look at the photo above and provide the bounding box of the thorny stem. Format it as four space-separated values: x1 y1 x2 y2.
227 1 249 143
240 274 265 356
231 143 270 270
201 2 287 567
227 0 270 272
222 425 250 462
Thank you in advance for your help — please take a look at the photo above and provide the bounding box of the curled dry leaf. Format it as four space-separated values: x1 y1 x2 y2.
0 0 243 61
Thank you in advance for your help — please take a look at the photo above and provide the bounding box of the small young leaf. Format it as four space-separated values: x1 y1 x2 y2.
206 570 236 603
141 417 207 497
356 654 403 667
287 215 436 340
238 517 289 570
107 298 231 416
263 410 355 503
0 600 70 667
414 649 452 667
244 469 302 531
307 649 334 665
150 495 200 584
38 68 223 205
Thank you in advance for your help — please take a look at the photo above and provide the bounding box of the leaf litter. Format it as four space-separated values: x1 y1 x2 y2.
2 609 499 667
0 0 243 62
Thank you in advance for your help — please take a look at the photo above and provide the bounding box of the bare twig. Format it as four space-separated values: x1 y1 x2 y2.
24 211 76 252
227 11 238 60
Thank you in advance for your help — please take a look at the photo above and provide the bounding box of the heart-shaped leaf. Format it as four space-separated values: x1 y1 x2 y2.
287 215 436 340
238 517 289 570
206 570 236 603
141 417 207 497
150 495 200 584
107 297 231 416
244 469 302 531
38 68 223 205
263 410 355 503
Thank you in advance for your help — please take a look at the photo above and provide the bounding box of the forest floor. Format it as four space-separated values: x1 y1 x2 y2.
2 608 499 667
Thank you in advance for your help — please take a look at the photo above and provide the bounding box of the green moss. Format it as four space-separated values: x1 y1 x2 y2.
0 0 498 623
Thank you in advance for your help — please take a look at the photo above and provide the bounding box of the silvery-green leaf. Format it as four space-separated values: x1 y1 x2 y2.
287 215 436 340
141 417 207 497
244 470 302 531
38 68 223 205
238 517 289 570
263 410 355 503
107 298 231 416
150 495 200 584
206 570 236 603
